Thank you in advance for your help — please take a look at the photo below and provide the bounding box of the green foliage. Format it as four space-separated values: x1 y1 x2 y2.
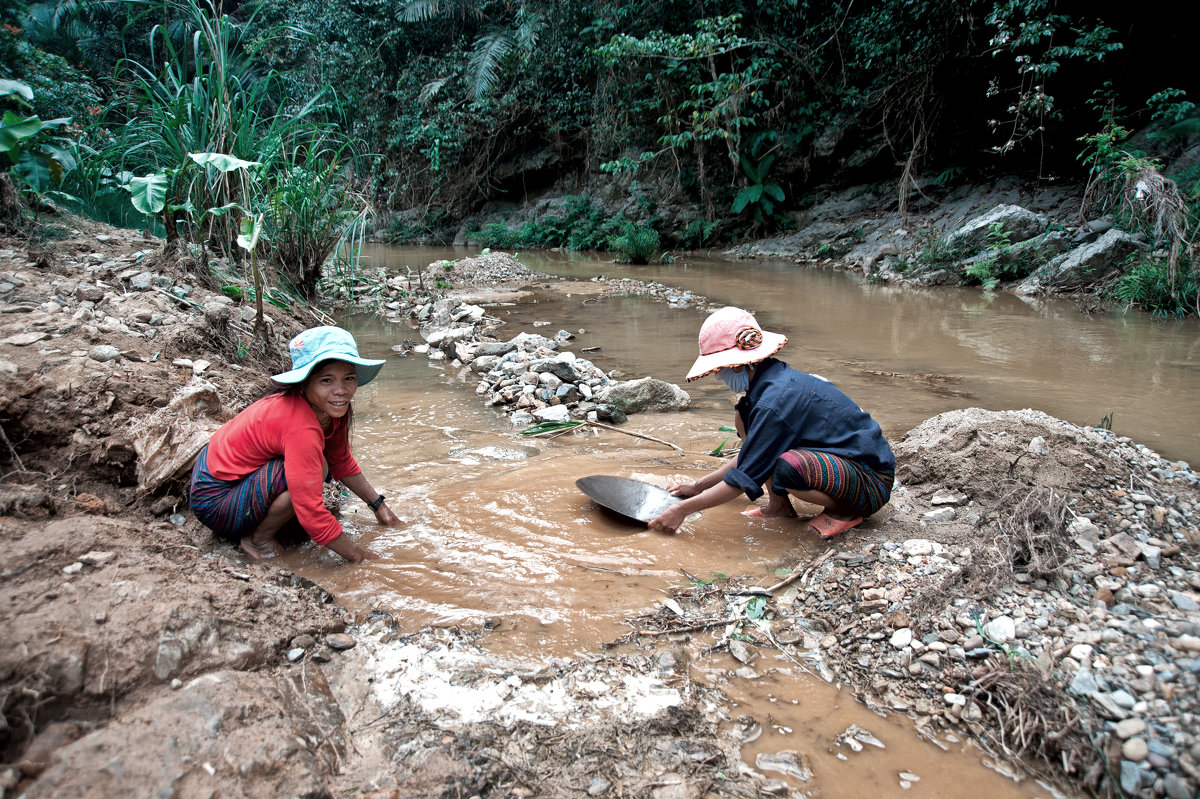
985 0 1123 155
607 220 661 265
678 218 720 250
1079 123 1200 315
0 80 76 204
1113 256 1199 318
467 195 621 251
709 425 737 456
732 152 785 223
962 223 1014 290
74 0 369 302
1147 89 1195 125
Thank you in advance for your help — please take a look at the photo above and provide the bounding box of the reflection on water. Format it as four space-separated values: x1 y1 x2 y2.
362 243 1200 464
286 244 1195 798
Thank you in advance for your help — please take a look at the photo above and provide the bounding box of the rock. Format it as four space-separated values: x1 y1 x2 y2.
1122 738 1149 761
1018 228 1145 293
587 776 612 796
890 628 913 649
944 204 1048 251
1172 634 1200 653
1069 666 1099 696
930 490 967 505
532 405 572 423
755 751 812 781
326 633 357 651
2 331 50 346
982 616 1015 644
595 377 690 414
1164 774 1193 799
16 721 82 777
729 639 756 665
88 344 122 362
922 507 956 523
78 551 115 566
75 493 107 514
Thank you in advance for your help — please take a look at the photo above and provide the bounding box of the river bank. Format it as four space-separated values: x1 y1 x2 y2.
1 216 1198 798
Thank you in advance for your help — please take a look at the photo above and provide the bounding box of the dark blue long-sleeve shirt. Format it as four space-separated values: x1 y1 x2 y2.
725 358 895 500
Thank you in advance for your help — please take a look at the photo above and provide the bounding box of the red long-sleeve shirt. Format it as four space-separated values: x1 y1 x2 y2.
204 392 361 544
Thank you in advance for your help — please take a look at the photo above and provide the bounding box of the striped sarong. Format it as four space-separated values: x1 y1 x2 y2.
189 444 287 541
770 448 894 518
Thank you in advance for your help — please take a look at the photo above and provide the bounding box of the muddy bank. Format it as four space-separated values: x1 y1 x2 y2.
1 219 1199 798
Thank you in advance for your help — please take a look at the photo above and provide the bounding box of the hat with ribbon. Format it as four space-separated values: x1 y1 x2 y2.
271 326 386 387
685 307 788 382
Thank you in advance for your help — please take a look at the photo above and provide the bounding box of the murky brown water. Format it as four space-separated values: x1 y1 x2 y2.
288 245 1199 797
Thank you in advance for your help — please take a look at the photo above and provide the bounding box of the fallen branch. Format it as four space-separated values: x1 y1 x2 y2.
631 617 741 636
585 420 682 451
766 548 837 593
0 423 24 472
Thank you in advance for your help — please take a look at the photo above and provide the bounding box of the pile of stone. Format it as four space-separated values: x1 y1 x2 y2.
780 412 1199 798
406 297 690 428
585 275 710 309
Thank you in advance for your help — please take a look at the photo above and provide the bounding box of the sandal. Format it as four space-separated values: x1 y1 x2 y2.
806 513 863 540
741 506 765 518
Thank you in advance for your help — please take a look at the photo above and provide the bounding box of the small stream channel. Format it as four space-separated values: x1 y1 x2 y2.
292 246 1198 797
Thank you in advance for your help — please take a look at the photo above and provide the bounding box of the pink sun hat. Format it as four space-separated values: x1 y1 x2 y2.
685 307 789 382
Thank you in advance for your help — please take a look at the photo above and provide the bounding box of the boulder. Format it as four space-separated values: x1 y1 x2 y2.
945 204 1048 251
595 377 690 414
1016 228 1146 293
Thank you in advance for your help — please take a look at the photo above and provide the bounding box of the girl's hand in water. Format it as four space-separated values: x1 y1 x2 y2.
374 502 403 526
649 503 688 534
669 481 702 498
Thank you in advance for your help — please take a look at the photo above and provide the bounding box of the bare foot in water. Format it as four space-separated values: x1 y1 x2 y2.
240 535 284 561
742 497 799 518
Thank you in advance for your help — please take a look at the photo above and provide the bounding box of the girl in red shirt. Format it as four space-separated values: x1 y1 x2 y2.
189 326 400 562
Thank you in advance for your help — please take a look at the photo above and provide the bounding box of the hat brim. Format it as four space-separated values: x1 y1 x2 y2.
685 332 788 382
272 355 386 387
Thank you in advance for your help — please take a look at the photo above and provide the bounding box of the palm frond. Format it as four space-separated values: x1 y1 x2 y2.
400 0 482 24
467 32 513 101
418 76 450 106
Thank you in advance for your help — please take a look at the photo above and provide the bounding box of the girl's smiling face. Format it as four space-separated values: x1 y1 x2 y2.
303 360 357 418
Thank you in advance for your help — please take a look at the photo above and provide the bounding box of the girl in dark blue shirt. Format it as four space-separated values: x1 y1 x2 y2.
649 307 895 538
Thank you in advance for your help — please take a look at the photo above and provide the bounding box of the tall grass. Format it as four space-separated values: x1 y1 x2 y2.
74 0 369 299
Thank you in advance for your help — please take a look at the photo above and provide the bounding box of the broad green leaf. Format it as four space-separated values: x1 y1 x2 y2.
0 113 46 154
128 172 169 215
763 183 785 203
237 213 264 251
732 184 762 213
0 79 34 103
745 596 766 620
16 150 53 194
188 152 261 173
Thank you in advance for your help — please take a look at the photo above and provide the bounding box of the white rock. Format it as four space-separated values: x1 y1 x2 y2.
890 628 913 649
982 616 1016 644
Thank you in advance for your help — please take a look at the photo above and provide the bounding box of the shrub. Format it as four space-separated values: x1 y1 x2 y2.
608 220 660 264
1113 256 1199 318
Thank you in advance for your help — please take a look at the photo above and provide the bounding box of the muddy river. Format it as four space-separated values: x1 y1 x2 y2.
295 246 1199 797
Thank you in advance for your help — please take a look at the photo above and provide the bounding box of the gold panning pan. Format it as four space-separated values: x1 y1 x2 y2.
575 475 682 526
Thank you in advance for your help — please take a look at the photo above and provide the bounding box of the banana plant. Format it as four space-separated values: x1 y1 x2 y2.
0 79 76 210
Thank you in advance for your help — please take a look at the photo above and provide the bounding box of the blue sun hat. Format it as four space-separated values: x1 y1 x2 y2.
271 326 386 387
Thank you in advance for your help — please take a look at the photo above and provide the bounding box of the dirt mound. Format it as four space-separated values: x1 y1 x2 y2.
896 407 1133 501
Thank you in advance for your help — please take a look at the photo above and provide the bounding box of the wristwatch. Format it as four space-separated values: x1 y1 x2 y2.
367 494 386 512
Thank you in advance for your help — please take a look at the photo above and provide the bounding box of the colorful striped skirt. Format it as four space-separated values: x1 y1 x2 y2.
770 448 894 518
189 444 287 541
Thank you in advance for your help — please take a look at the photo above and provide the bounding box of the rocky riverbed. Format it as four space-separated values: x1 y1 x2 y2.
1 218 1198 798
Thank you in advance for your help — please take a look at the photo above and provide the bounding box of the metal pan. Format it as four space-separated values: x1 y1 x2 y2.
575 475 681 526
